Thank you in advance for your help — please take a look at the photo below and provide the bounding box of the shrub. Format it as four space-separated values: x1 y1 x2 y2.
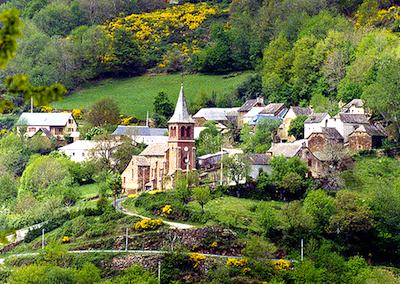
189 253 206 268
226 258 248 267
24 213 70 243
133 219 163 231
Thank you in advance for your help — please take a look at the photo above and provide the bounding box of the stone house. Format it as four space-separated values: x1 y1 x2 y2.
278 106 313 142
266 140 327 178
348 124 387 151
237 97 265 127
16 112 78 140
307 127 344 153
122 84 196 194
329 113 370 142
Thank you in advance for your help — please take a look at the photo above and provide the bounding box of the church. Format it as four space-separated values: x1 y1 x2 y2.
121 84 196 193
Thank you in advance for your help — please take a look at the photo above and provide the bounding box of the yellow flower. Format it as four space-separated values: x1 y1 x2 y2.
189 253 206 268
272 259 291 271
161 205 172 215
62 236 70 243
210 241 218 248
226 258 248 267
133 219 163 231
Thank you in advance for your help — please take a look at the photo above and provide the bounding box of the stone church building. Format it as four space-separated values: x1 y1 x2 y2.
122 85 196 193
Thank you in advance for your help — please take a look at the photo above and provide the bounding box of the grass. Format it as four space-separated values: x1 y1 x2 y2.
52 72 253 119
77 183 100 200
190 196 284 232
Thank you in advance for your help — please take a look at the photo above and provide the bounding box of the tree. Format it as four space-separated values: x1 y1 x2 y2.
85 97 120 127
193 187 211 213
153 91 174 127
196 121 223 156
223 153 250 186
0 172 18 204
329 190 375 246
269 156 309 199
240 118 281 153
288 115 308 140
33 2 78 36
107 28 145 75
303 189 335 232
363 56 400 140
19 156 73 196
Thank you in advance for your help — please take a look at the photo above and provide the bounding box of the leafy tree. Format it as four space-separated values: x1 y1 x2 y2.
19 156 73 195
197 24 233 73
192 187 211 213
153 91 174 127
223 153 250 186
0 172 18 204
303 189 335 232
240 119 281 153
363 56 400 139
328 190 375 250
196 121 223 156
0 133 30 176
33 2 79 36
85 97 120 127
269 156 309 199
288 115 308 140
107 28 145 75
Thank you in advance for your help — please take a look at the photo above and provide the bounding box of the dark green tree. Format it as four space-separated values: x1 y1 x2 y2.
153 91 174 127
288 115 308 139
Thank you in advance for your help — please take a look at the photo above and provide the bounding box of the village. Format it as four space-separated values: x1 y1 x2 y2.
15 84 386 194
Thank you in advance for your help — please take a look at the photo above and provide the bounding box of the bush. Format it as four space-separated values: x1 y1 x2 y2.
24 213 70 243
133 219 163 231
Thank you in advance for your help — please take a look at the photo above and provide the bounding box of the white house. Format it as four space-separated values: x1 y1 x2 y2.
304 113 331 139
112 126 168 145
16 112 78 139
59 140 120 162
328 113 370 142
247 154 271 179
193 107 239 127
341 99 365 114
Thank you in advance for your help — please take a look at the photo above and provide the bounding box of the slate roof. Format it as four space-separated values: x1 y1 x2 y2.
59 140 97 151
35 128 54 139
321 127 344 140
343 99 363 109
17 112 73 126
112 126 167 137
267 140 306 158
243 107 265 118
305 113 328 124
291 106 313 116
193 108 239 121
260 103 285 115
168 84 194 124
131 156 150 166
238 98 265 112
139 143 169 156
339 113 369 124
247 154 270 165
351 124 387 137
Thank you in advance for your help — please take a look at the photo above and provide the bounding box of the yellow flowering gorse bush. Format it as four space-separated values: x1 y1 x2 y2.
103 3 219 68
161 204 172 215
272 259 291 271
226 258 248 267
133 219 163 231
189 253 206 268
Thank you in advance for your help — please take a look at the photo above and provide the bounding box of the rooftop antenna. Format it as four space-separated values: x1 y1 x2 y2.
30 96 33 113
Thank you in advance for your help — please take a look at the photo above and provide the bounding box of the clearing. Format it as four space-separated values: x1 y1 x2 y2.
53 72 253 119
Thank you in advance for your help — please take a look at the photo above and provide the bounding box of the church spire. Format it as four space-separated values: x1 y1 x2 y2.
168 84 194 124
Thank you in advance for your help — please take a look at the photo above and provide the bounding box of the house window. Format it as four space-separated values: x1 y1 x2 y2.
68 119 73 124
55 128 64 135
82 152 85 157
123 177 126 184
68 128 73 132
72 152 75 156
308 159 312 167
28 127 36 132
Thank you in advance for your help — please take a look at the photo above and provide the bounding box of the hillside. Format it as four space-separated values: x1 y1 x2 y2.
52 72 253 119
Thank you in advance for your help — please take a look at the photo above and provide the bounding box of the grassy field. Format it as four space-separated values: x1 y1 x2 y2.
53 72 253 119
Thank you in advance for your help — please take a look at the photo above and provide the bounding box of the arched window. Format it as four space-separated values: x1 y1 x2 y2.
186 126 191 138
181 126 185 137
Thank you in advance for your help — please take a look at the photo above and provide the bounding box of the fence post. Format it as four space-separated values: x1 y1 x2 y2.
41 228 45 249
125 228 128 251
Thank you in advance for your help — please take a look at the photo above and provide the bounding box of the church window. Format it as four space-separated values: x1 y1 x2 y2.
181 126 185 137
186 126 191 137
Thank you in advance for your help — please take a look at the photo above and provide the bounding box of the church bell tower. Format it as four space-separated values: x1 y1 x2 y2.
168 84 196 174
